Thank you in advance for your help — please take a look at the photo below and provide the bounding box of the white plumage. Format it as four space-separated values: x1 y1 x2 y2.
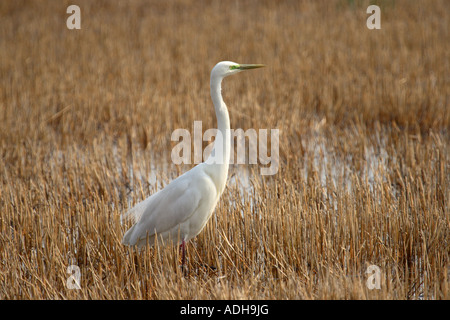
122 164 220 247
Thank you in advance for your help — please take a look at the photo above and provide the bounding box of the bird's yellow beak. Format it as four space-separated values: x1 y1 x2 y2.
236 64 266 70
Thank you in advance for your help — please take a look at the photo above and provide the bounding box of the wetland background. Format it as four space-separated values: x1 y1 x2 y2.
0 0 448 299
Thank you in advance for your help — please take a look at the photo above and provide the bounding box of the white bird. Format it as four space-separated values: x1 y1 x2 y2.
121 61 265 265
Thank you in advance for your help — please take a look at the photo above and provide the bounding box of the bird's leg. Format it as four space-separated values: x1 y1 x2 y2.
180 239 187 270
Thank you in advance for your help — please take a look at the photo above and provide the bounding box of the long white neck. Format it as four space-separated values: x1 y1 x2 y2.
204 74 230 193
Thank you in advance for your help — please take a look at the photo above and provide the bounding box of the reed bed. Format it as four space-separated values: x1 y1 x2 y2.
0 0 448 299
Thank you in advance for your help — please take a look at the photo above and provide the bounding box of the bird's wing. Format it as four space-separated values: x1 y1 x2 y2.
122 168 214 245
120 190 160 225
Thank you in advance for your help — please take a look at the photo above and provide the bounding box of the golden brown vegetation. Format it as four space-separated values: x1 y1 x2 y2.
0 0 448 299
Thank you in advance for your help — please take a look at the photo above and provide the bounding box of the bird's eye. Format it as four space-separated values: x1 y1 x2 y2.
229 65 239 70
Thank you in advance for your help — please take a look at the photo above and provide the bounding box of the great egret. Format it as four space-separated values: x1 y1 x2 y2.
121 61 265 265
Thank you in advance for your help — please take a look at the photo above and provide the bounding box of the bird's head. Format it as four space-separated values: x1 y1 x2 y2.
211 61 265 79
